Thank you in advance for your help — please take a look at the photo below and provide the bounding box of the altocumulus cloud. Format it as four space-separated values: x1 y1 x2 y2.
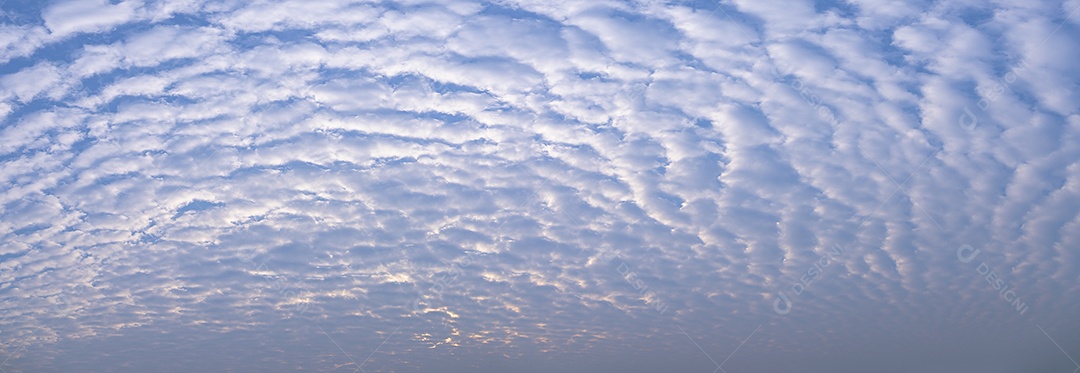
1 0 1079 372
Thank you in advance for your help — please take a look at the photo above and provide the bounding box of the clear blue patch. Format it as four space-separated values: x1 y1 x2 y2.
11 222 50 236
0 250 28 263
814 0 858 18
954 6 996 27
0 0 46 25
576 71 605 80
94 171 144 186
172 199 225 219
228 29 320 50
477 2 552 21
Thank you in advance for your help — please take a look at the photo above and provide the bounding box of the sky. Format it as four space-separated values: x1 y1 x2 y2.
0 0 1079 372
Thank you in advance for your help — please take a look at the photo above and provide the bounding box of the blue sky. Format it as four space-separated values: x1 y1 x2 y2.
1 0 1079 372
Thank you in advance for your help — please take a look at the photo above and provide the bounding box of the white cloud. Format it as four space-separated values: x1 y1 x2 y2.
1 62 66 103
42 0 140 38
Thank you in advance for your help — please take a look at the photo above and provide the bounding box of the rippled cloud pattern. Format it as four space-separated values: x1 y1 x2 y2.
1 0 1079 372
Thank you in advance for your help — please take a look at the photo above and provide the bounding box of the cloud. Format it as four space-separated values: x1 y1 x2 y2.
42 0 140 38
